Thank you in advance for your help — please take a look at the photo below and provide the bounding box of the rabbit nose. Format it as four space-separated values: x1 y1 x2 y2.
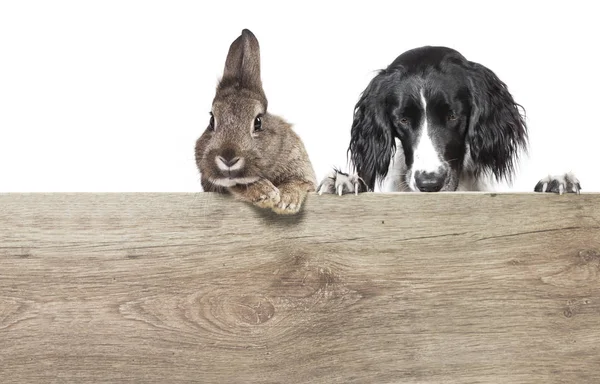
218 156 239 167
216 155 244 171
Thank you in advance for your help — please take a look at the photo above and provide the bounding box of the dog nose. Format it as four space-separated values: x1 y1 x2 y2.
414 170 446 192
217 155 240 168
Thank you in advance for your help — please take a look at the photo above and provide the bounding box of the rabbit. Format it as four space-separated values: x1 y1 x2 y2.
195 29 316 215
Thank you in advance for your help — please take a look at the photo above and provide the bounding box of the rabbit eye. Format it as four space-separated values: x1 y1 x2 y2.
208 113 215 131
254 115 263 132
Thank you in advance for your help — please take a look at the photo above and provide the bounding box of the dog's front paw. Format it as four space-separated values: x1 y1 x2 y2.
317 169 366 196
534 173 581 195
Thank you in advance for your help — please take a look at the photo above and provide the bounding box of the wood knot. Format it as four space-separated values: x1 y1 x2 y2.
275 266 337 298
186 291 276 330
232 296 275 325
541 249 600 288
272 251 339 298
562 298 592 319
579 249 600 264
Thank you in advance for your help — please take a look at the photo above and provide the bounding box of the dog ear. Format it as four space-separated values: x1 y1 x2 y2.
348 70 397 191
466 62 528 182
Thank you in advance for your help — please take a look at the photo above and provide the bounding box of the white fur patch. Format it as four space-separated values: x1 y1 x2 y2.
409 91 443 190
382 138 409 192
216 156 244 172
211 176 259 187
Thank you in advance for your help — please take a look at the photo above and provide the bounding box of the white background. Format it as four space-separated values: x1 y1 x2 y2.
1 0 598 192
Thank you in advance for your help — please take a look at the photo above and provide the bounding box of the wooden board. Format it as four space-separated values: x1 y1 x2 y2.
1 193 599 383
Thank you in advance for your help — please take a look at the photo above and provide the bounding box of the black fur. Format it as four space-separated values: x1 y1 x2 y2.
348 46 528 192
466 62 527 182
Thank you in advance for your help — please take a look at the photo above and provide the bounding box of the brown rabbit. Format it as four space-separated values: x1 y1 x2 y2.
195 29 316 214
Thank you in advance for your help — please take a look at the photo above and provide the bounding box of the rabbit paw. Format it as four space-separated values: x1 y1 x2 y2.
317 169 365 196
272 190 305 214
534 173 581 195
229 179 281 209
272 181 313 215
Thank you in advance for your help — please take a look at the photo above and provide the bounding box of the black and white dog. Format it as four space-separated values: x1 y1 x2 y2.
318 46 580 195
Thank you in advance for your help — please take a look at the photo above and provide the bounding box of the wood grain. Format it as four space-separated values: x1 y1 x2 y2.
1 192 599 383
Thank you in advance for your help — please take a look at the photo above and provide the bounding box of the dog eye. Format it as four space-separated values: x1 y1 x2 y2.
399 117 410 126
448 112 458 121
208 113 215 131
254 115 263 132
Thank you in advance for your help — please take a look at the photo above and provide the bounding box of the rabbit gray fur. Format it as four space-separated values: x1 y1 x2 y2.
195 29 316 214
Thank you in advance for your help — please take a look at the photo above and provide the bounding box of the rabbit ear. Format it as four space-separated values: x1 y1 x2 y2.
221 29 264 97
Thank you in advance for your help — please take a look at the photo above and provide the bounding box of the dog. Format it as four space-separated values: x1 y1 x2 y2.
318 46 580 195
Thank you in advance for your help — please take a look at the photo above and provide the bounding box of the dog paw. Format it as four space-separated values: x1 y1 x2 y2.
534 173 581 195
317 169 366 196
